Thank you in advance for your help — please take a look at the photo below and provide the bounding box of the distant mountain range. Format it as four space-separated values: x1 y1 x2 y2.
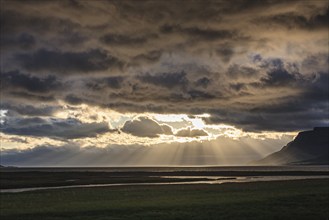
254 127 329 165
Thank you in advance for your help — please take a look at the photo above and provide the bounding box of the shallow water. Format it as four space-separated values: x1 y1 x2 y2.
1 165 328 172
2 175 328 193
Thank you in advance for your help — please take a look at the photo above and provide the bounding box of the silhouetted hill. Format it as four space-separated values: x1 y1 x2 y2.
254 127 329 165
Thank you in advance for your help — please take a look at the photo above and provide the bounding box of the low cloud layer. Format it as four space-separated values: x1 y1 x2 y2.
176 127 208 137
1 117 111 139
122 116 173 137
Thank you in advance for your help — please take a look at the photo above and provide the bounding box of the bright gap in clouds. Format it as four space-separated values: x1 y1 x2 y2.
0 106 297 166
1 102 295 147
0 103 297 151
153 114 189 122
153 113 210 130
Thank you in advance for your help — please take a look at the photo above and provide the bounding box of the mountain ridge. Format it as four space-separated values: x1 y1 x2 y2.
253 127 329 165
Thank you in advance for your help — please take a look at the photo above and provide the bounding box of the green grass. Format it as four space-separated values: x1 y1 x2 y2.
1 179 328 220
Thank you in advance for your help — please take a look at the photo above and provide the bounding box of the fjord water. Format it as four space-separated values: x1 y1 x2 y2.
2 175 328 193
4 165 327 172
1 165 328 193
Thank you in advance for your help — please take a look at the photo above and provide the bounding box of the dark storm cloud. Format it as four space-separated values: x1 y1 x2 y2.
208 0 293 14
194 77 211 88
7 92 56 102
132 50 163 64
1 8 87 49
100 33 157 46
216 46 235 63
103 76 125 89
160 24 237 41
0 33 36 50
204 72 329 132
1 0 328 133
1 117 111 139
64 94 84 105
187 90 215 100
0 9 80 34
204 109 328 132
303 72 329 100
121 116 173 137
85 76 125 90
256 8 329 30
238 57 304 89
250 56 326 90
183 27 236 40
257 68 300 88
137 72 188 89
15 49 122 74
1 102 60 117
2 70 61 93
226 64 258 79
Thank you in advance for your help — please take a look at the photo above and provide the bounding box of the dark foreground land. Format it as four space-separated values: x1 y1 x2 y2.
1 166 328 189
1 179 329 220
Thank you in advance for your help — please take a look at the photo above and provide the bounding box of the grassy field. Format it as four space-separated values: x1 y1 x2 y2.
1 179 328 220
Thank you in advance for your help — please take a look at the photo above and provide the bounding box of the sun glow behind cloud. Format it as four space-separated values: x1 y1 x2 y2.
0 103 297 166
1 104 297 151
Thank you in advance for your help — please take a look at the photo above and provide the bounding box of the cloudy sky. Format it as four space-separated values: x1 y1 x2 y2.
0 0 328 166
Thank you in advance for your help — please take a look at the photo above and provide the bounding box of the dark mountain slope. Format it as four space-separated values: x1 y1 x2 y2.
254 127 329 165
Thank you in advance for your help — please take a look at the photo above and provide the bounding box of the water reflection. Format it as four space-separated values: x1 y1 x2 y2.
1 175 328 193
